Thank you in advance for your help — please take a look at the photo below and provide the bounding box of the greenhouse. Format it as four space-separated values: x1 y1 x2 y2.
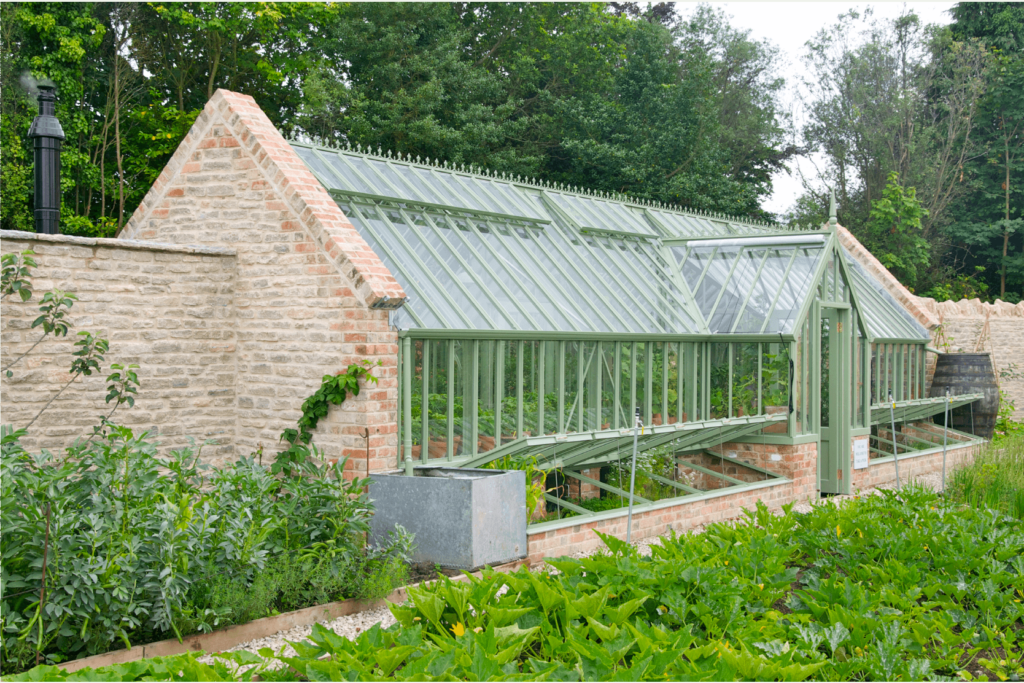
290 139 982 525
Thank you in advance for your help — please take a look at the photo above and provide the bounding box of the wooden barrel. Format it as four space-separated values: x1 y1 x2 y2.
928 352 999 439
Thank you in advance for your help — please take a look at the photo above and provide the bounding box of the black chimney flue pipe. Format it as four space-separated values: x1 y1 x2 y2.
28 85 65 234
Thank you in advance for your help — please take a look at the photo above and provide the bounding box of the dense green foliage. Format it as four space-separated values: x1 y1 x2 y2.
0 2 793 237
0 426 413 674
949 429 1024 521
13 487 1024 681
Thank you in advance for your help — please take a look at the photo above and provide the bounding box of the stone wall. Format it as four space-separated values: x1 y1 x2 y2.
117 89 407 475
1 231 237 463
917 298 1024 419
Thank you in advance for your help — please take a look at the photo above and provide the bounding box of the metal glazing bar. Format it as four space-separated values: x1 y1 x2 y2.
685 342 697 421
421 341 430 463
447 340 455 460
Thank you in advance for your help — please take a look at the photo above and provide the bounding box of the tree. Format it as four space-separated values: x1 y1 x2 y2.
864 173 930 289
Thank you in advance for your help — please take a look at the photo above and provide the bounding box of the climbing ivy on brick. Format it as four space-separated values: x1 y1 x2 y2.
275 361 380 476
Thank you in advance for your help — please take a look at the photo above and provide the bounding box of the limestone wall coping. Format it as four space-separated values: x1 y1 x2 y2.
1 229 237 257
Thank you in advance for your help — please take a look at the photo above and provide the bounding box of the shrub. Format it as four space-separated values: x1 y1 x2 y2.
0 426 412 674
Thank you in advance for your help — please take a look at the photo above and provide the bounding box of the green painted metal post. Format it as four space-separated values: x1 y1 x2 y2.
685 342 697 422
421 340 429 462
495 339 504 449
403 336 414 476
538 341 546 434
728 343 734 418
447 340 455 460
516 340 524 439
676 342 684 423
630 342 637 429
577 341 585 433
661 342 669 424
644 342 653 426
613 342 622 429
558 341 566 435
470 340 479 456
595 341 603 430
757 343 763 416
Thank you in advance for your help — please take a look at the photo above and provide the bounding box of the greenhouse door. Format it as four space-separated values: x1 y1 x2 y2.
818 306 851 495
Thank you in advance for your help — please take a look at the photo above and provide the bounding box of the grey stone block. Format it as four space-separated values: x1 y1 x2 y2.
368 467 527 571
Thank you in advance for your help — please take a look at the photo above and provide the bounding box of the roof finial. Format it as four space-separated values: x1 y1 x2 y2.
828 188 838 229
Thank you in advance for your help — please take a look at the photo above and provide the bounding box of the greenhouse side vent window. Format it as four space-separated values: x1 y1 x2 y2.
27 84 65 235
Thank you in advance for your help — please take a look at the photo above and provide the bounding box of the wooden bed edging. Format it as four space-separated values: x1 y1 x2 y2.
60 559 529 673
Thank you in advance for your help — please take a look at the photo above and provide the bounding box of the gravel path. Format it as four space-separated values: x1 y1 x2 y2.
199 470 947 664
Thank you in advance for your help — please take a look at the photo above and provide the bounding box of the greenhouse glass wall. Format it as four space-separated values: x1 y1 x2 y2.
292 140 981 522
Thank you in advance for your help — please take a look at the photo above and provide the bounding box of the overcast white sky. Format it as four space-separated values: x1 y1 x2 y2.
674 2 957 216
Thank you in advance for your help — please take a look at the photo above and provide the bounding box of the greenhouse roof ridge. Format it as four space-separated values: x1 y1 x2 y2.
284 132 807 234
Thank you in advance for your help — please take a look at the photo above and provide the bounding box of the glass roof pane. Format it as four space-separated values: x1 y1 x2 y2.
765 247 826 333
394 164 442 203
694 247 738 319
707 249 766 333
439 174 501 213
733 249 794 333
293 147 343 189
338 202 445 329
845 252 929 339
681 246 712 292
343 156 395 196
417 215 532 329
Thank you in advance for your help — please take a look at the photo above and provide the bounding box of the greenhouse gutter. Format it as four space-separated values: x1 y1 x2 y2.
396 329 797 342
526 476 789 535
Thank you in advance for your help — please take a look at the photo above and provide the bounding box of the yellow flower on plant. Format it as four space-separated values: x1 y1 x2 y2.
451 622 466 637
836 526 841 537
758 584 764 590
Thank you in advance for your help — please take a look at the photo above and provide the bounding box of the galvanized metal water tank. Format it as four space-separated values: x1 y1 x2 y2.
929 352 999 439
368 467 527 571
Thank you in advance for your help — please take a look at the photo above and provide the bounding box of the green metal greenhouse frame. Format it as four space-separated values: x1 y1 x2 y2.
290 138 983 514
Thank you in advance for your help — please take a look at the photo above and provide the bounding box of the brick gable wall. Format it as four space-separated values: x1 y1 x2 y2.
118 89 404 474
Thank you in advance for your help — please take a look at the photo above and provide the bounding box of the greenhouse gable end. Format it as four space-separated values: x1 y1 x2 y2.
1 89 984 561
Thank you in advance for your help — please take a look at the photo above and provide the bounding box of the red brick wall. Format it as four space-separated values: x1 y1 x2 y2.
527 439 819 563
